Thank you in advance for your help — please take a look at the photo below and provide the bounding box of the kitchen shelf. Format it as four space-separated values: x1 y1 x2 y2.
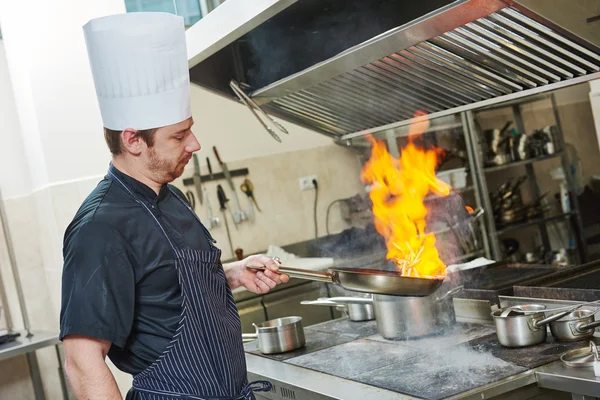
461 92 587 264
484 152 563 173
496 212 572 236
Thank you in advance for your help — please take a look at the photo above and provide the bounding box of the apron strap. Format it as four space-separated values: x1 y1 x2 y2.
240 381 273 399
107 167 177 252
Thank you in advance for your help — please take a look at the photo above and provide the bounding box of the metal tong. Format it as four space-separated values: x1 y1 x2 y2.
229 80 288 143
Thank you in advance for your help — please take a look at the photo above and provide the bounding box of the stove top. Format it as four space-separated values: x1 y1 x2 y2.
453 262 561 305
513 260 600 301
245 318 592 400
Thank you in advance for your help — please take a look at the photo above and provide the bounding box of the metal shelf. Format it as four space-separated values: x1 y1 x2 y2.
496 212 572 236
484 152 563 173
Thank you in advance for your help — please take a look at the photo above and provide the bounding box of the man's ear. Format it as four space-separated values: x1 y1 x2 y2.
121 128 142 155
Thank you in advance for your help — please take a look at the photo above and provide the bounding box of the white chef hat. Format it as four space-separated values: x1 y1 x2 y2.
83 12 191 131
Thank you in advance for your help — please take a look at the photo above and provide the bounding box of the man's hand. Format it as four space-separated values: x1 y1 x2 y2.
224 254 290 293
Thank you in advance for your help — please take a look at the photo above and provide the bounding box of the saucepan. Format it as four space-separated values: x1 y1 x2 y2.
492 304 582 348
301 297 375 321
549 309 600 342
241 316 305 354
246 265 444 297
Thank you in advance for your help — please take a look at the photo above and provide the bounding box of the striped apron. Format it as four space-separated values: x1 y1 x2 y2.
109 168 271 400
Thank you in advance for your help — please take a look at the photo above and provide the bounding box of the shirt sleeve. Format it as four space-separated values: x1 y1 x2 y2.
59 221 135 348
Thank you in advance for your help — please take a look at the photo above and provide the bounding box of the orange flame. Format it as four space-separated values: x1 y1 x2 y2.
361 111 451 278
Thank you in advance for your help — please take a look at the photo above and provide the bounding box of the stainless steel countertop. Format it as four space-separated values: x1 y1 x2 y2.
247 353 415 400
536 361 600 398
0 331 60 361
246 352 542 400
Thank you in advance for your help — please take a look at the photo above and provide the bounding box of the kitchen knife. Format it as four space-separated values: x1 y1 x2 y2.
192 154 203 205
206 157 213 180
212 146 247 225
217 184 234 257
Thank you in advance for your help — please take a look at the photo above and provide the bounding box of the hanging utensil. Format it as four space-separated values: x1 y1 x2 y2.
216 185 234 257
240 182 255 221
246 264 445 297
203 187 219 229
192 154 203 205
229 80 287 143
242 179 261 212
213 146 246 227
206 157 214 180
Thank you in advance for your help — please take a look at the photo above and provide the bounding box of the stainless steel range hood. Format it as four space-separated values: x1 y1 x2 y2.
186 0 600 140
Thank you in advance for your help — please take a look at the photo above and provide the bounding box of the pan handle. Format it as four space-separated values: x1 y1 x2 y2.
576 320 600 333
533 304 583 328
301 300 344 308
320 297 373 305
246 265 333 283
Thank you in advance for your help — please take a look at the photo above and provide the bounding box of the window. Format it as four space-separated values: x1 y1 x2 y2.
124 0 203 26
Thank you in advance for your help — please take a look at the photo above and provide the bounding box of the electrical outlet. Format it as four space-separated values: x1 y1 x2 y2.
299 175 318 191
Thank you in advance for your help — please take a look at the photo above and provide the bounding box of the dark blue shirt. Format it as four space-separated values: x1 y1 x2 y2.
59 164 212 375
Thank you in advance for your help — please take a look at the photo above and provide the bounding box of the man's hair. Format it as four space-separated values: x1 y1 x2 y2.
104 127 158 155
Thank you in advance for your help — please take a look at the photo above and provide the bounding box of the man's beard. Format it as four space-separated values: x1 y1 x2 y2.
147 148 187 183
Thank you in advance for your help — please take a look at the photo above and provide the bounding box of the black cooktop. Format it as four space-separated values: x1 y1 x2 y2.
514 260 600 301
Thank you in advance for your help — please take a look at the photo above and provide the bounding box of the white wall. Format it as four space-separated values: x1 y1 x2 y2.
0 42 30 198
0 0 126 191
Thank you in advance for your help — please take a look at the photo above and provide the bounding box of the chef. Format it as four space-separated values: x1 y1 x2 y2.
59 12 288 400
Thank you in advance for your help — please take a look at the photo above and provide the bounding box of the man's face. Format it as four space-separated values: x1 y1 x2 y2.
143 118 200 183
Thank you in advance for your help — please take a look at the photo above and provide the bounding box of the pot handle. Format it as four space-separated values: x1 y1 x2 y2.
321 297 373 305
241 333 258 343
435 286 463 302
246 265 333 283
301 300 344 308
576 320 600 333
533 304 583 328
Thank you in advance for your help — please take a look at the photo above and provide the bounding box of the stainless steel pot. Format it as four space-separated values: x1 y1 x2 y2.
549 309 600 342
492 304 582 348
241 316 305 354
369 286 463 340
301 297 375 321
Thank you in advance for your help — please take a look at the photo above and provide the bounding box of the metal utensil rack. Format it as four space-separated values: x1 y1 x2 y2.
462 93 588 264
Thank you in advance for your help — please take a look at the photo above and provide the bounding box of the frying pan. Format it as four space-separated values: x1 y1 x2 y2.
246 265 444 297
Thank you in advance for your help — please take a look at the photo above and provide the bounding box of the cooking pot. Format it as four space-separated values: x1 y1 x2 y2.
301 297 375 321
549 309 600 342
241 316 305 354
492 304 582 348
354 286 462 340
